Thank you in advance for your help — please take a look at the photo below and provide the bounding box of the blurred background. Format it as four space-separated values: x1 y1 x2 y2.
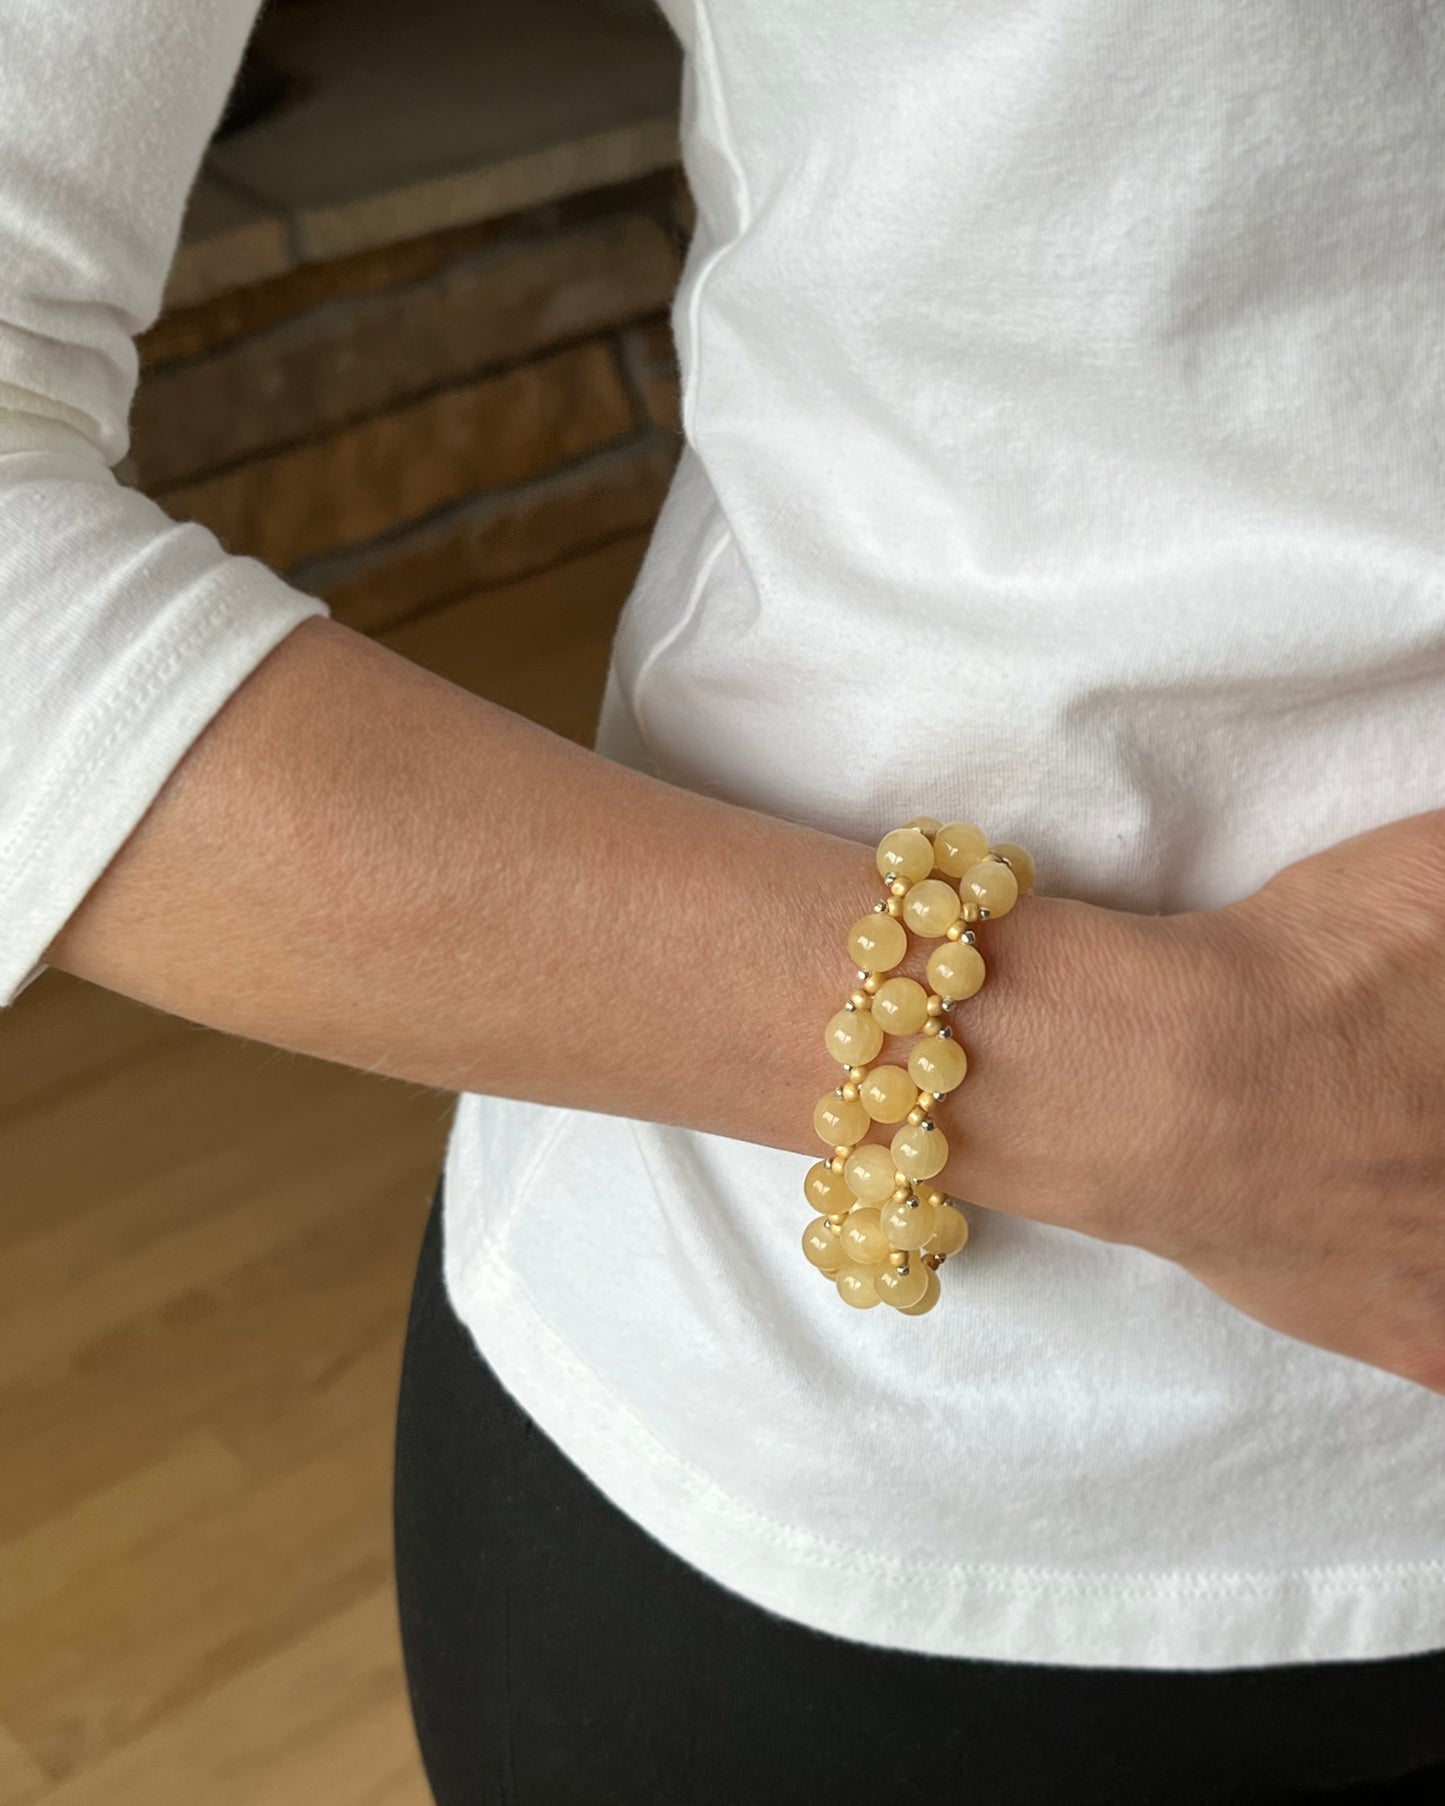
0 2 686 1799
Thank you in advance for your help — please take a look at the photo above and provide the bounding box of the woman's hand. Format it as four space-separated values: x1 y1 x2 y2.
947 811 1445 1393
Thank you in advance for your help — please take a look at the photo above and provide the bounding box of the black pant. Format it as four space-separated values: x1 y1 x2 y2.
393 1184 1445 1804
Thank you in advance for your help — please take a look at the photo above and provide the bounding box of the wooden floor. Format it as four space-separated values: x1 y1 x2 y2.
0 532 649 1803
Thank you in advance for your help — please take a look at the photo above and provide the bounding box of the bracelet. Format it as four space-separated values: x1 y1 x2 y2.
801 816 1037 1316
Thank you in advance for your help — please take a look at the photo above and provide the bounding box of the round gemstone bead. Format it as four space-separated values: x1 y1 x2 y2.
960 859 1020 919
870 976 930 1037
802 1217 847 1273
901 878 962 938
897 1266 942 1315
924 1204 970 1256
846 913 908 973
839 1205 891 1265
804 1160 854 1215
926 941 986 1002
843 1142 897 1203
836 1266 882 1310
932 822 990 877
890 1121 949 1181
880 1194 938 1250
825 1008 884 1067
813 1092 869 1146
908 1037 967 1093
990 841 1036 896
858 1064 917 1123
901 815 943 839
875 1262 930 1309
875 827 935 886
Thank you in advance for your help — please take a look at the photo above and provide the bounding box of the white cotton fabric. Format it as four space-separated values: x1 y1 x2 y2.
2 0 1442 1670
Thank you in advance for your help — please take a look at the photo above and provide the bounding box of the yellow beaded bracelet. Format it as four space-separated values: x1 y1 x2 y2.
801 816 1037 1315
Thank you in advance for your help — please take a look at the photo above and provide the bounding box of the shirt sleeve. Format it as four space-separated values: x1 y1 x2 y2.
0 0 331 1006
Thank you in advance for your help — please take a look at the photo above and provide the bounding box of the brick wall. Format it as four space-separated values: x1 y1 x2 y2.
135 169 689 742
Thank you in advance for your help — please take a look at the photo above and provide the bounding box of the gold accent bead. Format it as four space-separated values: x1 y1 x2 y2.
921 1018 941 1037
840 1082 860 1102
945 922 965 942
923 1251 946 1271
861 974 881 996
893 1169 911 1187
890 1185 913 1205
888 876 910 898
826 1212 849 1229
885 896 904 918
847 1064 868 1083
888 1249 909 1269
925 1188 947 1209
960 900 982 923
849 989 871 1010
829 1154 848 1175
925 993 945 1016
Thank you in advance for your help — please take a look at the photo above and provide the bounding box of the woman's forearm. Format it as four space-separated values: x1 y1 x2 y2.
43 616 1205 1215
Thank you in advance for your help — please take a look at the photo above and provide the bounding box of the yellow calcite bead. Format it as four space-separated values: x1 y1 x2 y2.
879 1194 938 1250
960 859 1020 919
870 976 930 1037
802 1217 847 1273
891 1121 949 1181
897 1266 942 1315
804 1161 853 1215
813 1092 869 1146
847 912 908 973
901 815 943 839
858 1064 917 1123
842 1142 897 1204
933 822 990 877
924 1204 970 1257
908 1036 967 1093
825 1008 884 1067
836 1266 882 1310
990 842 1036 896
901 878 961 938
875 1262 930 1309
839 1205 891 1265
875 827 934 886
926 941 986 1002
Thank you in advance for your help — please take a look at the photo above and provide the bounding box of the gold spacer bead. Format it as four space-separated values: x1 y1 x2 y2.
826 1214 848 1231
829 1154 848 1175
925 994 944 1016
849 990 871 1010
906 1106 925 1126
888 1251 909 1269
885 897 904 918
926 1188 947 1209
945 922 965 942
916 1091 938 1110
921 1018 942 1037
893 1170 912 1188
833 1144 855 1162
960 900 982 924
888 877 910 897
847 1064 868 1083
840 1082 860 1102
861 975 881 996
890 1184 913 1205
924 1251 945 1270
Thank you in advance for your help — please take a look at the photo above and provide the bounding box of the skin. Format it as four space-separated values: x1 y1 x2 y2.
43 617 1445 1392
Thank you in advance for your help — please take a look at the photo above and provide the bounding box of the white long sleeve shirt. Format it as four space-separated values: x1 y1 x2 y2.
4 0 1443 1669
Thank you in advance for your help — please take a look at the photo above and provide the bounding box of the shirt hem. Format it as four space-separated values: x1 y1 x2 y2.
442 1185 1445 1671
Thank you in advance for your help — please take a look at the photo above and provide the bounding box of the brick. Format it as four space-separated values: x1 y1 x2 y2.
620 316 682 433
380 533 651 744
304 437 676 635
132 213 681 489
158 340 634 572
138 169 683 368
